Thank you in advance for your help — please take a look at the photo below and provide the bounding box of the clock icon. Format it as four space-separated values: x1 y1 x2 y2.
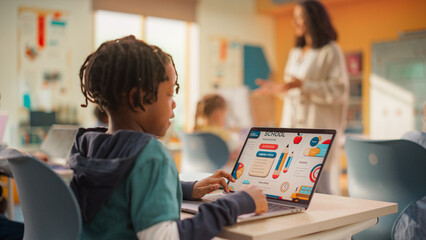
280 182 290 193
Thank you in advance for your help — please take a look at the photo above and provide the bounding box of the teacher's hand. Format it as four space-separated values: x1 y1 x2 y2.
282 77 303 92
253 79 284 96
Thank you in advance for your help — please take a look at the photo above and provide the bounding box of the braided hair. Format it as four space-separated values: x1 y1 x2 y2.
79 35 179 111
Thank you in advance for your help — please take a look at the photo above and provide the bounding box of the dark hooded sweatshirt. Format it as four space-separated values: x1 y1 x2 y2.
69 128 255 240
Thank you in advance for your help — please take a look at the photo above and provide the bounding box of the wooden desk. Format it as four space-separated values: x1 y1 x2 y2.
49 165 73 180
181 193 397 240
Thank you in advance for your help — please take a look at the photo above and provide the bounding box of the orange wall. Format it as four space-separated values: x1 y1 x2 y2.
259 0 426 133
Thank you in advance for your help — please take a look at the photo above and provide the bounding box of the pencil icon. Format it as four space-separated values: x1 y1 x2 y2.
272 145 289 179
283 151 294 173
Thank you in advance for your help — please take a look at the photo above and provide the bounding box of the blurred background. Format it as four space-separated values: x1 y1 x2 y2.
0 0 425 195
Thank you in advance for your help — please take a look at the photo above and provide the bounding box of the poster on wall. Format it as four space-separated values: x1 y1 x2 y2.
209 37 243 89
18 7 70 111
243 45 270 90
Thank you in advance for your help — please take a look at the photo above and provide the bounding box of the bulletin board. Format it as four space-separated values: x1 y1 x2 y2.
18 7 70 111
243 45 270 90
208 37 274 128
208 37 243 89
208 38 271 91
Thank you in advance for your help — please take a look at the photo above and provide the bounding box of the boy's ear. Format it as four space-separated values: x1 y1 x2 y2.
128 87 146 112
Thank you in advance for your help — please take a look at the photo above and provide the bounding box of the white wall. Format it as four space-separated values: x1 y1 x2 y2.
197 0 276 96
0 0 275 146
0 0 93 147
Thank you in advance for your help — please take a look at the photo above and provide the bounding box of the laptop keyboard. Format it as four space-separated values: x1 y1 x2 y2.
202 194 294 213
267 202 293 213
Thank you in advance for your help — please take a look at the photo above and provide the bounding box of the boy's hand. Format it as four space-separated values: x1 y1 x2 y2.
192 170 235 199
241 185 268 214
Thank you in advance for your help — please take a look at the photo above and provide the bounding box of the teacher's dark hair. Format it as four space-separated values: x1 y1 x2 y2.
295 0 337 49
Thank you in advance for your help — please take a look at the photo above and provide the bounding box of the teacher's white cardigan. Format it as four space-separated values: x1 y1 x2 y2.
281 41 349 194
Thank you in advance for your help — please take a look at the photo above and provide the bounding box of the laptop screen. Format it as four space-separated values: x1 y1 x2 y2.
229 127 336 205
40 124 79 160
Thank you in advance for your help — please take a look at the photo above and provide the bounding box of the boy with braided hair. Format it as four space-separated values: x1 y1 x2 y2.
70 35 267 239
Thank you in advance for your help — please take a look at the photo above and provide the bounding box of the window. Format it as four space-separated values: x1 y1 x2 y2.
94 10 199 134
94 10 143 48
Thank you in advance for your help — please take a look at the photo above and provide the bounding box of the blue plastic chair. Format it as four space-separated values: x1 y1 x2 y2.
345 137 426 240
180 132 230 173
0 147 81 240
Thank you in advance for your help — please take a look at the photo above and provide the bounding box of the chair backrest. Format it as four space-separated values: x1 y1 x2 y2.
345 137 426 240
180 132 230 173
392 196 426 240
0 148 81 240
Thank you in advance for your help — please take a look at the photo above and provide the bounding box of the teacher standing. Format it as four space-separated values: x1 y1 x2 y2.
256 0 349 195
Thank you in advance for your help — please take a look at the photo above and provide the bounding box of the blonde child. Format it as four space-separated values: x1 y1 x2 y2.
194 94 243 168
194 94 230 143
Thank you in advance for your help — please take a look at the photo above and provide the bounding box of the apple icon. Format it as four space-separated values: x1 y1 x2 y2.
294 134 302 144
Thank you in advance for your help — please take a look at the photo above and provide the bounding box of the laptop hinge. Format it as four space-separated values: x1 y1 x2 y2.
268 198 308 208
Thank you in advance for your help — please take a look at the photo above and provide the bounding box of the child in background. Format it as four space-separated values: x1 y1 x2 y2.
194 94 241 171
70 35 267 240
194 94 231 144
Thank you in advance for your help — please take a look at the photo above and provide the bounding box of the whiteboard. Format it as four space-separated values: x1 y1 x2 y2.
370 36 426 139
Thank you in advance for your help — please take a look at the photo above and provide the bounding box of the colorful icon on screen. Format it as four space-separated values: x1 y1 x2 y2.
291 185 313 202
259 143 278 150
304 147 320 156
249 148 276 178
310 136 321 146
304 139 331 157
283 151 294 173
280 182 290 193
232 162 244 179
293 133 302 144
272 144 289 179
310 164 322 182
249 131 260 138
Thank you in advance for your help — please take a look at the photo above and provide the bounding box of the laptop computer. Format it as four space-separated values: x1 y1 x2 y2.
40 124 79 165
181 127 336 222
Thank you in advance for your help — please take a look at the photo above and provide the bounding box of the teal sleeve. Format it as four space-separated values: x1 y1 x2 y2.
127 139 182 232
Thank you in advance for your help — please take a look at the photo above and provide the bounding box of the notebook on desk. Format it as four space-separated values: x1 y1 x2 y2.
40 124 79 166
181 127 336 222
